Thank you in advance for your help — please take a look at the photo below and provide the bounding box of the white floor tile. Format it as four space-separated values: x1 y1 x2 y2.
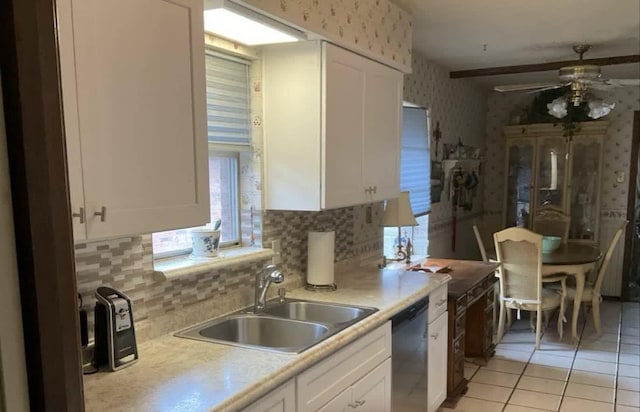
568 370 615 388
579 340 619 353
572 358 617 375
449 397 504 412
535 344 577 358
580 332 619 344
466 381 513 403
617 389 640 407
617 376 640 392
464 364 479 380
495 348 534 363
619 363 640 378
498 342 536 354
523 364 570 381
575 348 618 363
615 406 640 412
621 327 640 337
472 369 521 388
516 375 565 395
484 358 527 375
621 334 639 344
564 382 614 403
529 353 574 369
509 389 561 411
619 353 640 366
559 397 614 412
504 405 552 412
621 343 640 355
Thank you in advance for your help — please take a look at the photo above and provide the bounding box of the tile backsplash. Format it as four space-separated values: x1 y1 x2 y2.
75 203 383 343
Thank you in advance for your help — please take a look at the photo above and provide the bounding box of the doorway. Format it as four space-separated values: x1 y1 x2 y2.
623 111 640 302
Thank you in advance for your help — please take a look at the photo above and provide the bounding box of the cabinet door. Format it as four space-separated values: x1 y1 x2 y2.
568 135 603 240
65 0 209 239
427 311 448 412
243 379 296 412
353 358 392 412
363 62 402 203
504 138 536 228
534 136 568 212
317 388 352 412
323 43 366 209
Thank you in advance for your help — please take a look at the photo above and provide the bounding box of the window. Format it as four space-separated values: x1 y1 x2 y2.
383 106 431 257
152 51 250 258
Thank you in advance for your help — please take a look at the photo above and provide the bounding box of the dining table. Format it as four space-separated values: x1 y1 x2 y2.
487 241 602 342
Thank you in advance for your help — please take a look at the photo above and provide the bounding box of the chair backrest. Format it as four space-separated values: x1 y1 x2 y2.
592 220 628 295
532 208 570 242
473 220 488 262
494 227 543 304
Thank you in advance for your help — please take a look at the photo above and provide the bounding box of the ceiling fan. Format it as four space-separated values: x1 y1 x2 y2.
494 45 640 106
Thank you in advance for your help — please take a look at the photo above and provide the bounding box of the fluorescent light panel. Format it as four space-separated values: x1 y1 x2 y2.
204 1 301 46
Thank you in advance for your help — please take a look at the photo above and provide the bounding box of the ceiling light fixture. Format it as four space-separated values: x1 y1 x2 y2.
547 94 615 120
204 0 305 46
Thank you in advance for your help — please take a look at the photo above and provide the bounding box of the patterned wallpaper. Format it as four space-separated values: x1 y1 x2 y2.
242 0 412 72
403 51 489 259
483 87 640 219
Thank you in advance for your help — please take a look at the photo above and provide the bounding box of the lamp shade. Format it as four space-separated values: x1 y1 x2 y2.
382 191 418 227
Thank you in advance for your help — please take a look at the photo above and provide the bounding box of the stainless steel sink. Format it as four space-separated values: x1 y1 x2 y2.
262 300 376 325
177 314 330 353
175 299 378 353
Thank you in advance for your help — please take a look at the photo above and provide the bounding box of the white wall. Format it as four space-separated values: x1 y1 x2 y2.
0 74 30 411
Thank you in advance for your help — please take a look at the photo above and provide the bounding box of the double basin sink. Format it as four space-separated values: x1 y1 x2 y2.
175 299 378 353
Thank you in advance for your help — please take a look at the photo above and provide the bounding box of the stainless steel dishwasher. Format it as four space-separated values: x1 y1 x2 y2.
390 297 429 411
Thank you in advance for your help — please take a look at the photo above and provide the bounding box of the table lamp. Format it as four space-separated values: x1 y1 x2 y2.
382 191 418 265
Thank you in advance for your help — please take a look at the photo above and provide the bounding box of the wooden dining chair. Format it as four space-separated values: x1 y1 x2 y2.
532 207 570 242
494 227 567 349
559 220 628 335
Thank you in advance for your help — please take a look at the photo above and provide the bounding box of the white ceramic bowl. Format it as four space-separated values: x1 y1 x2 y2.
542 235 561 253
191 229 221 258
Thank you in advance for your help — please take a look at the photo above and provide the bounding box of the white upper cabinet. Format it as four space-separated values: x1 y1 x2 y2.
263 41 402 211
57 0 209 241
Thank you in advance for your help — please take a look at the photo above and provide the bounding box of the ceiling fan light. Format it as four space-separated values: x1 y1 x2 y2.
547 97 568 119
588 100 615 119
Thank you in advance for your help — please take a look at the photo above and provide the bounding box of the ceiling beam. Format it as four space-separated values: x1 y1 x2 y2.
450 54 640 79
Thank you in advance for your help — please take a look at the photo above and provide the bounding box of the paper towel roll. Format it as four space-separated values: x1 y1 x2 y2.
307 231 335 286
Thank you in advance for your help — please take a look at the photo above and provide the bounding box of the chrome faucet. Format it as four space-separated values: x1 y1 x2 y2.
254 264 284 312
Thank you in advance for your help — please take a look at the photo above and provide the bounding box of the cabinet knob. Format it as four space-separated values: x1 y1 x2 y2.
356 400 366 406
94 206 107 222
431 332 440 340
72 207 85 224
436 298 447 307
372 186 377 194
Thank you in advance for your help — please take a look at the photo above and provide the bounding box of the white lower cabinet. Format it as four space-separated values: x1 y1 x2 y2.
243 378 296 412
244 322 394 412
427 310 448 412
298 322 391 412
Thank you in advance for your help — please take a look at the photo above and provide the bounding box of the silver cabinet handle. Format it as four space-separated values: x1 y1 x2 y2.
437 298 447 307
431 332 440 340
348 403 358 409
94 206 107 222
72 207 85 224
356 400 366 406
372 186 377 194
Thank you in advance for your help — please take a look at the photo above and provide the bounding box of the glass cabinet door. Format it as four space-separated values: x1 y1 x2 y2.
535 137 568 210
505 139 535 228
569 137 602 239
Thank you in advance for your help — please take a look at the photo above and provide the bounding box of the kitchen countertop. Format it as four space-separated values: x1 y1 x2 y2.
83 266 450 412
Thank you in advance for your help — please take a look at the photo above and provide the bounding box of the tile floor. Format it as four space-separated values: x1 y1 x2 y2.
440 301 639 412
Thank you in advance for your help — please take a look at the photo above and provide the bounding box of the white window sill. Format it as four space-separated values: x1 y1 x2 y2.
153 247 274 282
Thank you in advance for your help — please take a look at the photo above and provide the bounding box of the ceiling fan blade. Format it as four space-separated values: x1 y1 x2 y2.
494 82 565 92
589 78 640 90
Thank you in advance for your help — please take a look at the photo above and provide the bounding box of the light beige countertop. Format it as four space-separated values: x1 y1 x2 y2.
83 266 450 412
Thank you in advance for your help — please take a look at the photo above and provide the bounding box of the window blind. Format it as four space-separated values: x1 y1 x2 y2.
400 107 430 216
205 52 251 146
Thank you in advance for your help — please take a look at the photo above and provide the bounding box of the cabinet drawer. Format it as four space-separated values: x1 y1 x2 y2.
486 285 495 307
467 283 485 305
297 322 391 411
428 284 448 323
